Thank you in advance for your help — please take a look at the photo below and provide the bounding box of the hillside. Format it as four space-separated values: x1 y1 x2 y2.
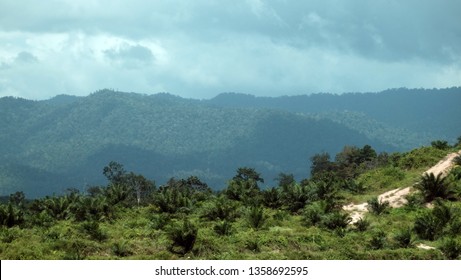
1 89 390 197
208 87 461 149
1 87 460 197
0 143 460 260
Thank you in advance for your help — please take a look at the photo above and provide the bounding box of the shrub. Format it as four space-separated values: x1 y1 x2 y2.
404 192 425 210
245 238 261 253
354 218 370 232
79 221 108 242
246 206 267 230
321 211 351 230
262 187 283 209
112 240 132 257
393 228 414 248
281 183 316 213
416 173 456 202
369 230 387 250
0 203 24 228
439 238 461 260
431 140 450 150
302 202 326 227
367 197 390 215
413 201 456 241
153 187 192 214
149 213 171 230
201 196 239 222
414 211 444 241
213 220 233 236
341 180 366 194
168 219 198 255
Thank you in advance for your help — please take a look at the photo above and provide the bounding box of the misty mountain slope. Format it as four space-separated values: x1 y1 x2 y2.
207 87 461 149
0 89 393 197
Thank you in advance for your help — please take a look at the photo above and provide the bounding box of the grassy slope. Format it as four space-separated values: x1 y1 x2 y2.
0 146 459 260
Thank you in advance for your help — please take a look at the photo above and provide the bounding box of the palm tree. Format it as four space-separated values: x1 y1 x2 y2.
416 173 455 202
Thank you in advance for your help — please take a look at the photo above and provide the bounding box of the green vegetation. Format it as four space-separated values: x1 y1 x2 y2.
1 142 460 260
2 87 461 197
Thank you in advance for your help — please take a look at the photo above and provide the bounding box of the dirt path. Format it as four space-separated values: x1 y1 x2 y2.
343 150 461 224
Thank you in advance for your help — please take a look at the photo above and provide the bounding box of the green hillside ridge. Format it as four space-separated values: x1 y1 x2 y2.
1 87 459 197
0 89 400 197
208 87 461 149
0 142 460 260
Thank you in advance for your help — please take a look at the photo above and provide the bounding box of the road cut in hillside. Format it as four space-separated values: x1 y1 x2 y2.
343 150 461 224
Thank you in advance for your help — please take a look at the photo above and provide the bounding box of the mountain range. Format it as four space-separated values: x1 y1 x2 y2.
1 87 460 197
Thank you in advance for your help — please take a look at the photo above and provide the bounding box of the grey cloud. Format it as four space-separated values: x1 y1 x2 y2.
15 51 38 64
0 0 460 99
104 44 155 68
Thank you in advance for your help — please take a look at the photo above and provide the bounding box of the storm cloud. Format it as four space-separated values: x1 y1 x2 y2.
0 0 460 99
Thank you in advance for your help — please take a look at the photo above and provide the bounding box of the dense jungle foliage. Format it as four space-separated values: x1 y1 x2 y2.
1 87 460 197
1 141 461 260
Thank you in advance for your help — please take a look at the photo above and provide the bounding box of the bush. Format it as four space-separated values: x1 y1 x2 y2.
213 220 233 236
149 213 171 230
393 228 414 248
398 146 447 169
303 202 326 227
369 230 387 250
431 140 450 150
167 219 198 255
245 238 262 253
321 211 351 230
153 187 192 214
404 192 425 210
341 180 366 194
246 206 267 230
354 218 370 232
414 211 444 241
439 238 461 260
112 240 132 257
367 197 390 215
281 183 316 213
79 221 108 242
413 201 456 241
201 196 239 222
0 203 25 227
262 187 283 209
416 173 456 202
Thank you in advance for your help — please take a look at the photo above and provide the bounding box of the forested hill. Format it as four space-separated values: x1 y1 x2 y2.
0 87 459 197
207 87 461 150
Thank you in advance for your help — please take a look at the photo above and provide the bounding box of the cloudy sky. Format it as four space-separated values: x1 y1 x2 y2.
1 0 460 100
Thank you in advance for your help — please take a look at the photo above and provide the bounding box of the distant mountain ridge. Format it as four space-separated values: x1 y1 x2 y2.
207 87 461 149
0 87 460 197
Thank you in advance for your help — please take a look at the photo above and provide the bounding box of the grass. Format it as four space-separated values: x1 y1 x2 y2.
0 146 460 260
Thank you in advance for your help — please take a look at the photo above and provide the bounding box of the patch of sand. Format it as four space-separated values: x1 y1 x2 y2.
417 243 436 250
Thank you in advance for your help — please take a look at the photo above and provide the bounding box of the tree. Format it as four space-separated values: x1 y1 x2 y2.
455 136 461 148
367 197 390 215
310 152 335 177
124 172 155 205
360 145 377 162
431 140 450 150
226 167 263 204
233 167 264 184
103 161 126 184
416 173 456 202
167 218 198 255
275 173 295 190
8 191 26 208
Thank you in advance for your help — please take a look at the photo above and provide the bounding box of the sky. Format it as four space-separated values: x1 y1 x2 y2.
0 0 460 100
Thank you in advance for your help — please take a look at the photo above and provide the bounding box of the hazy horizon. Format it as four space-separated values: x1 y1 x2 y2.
1 0 460 100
